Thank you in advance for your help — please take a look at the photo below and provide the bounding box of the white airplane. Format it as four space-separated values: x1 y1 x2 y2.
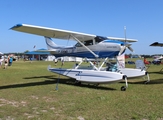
150 42 163 64
11 24 140 91
11 24 136 58
45 36 149 84
150 42 163 73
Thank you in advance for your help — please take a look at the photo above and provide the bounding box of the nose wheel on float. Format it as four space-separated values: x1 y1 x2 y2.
121 75 128 91
121 86 126 91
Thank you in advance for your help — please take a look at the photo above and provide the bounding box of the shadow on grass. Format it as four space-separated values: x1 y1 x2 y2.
120 78 163 84
0 75 116 91
23 75 57 80
148 71 163 74
24 75 117 90
0 80 56 90
71 83 117 91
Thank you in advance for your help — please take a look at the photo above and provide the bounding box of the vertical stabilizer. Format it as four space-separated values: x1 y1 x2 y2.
45 36 59 50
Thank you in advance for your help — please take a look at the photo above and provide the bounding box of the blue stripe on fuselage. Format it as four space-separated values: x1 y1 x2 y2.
52 51 119 58
103 40 124 45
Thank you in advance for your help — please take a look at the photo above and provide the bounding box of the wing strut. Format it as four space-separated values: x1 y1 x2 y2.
70 34 99 58
99 57 108 70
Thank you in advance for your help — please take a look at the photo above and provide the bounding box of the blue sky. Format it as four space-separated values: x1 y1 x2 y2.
1 0 163 55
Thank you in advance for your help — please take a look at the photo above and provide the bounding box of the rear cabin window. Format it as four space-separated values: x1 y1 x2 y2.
75 42 82 47
75 40 93 47
83 40 93 46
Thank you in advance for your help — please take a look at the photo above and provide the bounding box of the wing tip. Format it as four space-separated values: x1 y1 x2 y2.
10 24 23 30
150 42 158 46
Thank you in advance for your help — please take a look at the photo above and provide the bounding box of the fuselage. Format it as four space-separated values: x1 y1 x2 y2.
48 39 124 58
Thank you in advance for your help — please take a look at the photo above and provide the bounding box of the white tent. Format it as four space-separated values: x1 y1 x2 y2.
0 52 3 55
62 56 82 62
0 52 4 61
45 55 55 61
0 52 3 57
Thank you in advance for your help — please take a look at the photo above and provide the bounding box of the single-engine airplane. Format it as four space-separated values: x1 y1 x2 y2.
11 24 139 91
150 42 163 63
150 42 163 65
150 42 163 72
11 24 136 58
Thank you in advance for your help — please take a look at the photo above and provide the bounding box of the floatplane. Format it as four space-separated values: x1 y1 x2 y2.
11 24 149 90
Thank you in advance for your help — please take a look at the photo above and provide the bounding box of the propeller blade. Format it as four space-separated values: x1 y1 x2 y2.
119 46 126 56
128 46 134 52
119 43 134 56
125 43 132 47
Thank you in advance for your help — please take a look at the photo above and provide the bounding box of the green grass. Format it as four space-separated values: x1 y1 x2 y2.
0 59 163 120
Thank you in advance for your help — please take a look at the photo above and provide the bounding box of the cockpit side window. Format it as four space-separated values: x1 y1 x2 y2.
95 38 103 43
95 36 107 43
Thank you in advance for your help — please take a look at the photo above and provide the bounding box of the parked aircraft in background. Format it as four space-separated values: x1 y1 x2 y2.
150 42 163 65
152 56 163 65
150 42 163 47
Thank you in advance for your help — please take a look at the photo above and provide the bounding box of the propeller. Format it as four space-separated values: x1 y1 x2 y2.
118 42 134 56
118 26 134 56
128 45 134 52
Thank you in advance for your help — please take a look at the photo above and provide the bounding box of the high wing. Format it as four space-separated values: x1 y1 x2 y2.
150 42 163 47
11 24 137 42
11 24 95 41
107 37 137 42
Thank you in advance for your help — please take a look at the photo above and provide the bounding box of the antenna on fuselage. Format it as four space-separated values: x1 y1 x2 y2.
118 26 127 55
124 26 127 42
125 26 134 52
118 26 134 55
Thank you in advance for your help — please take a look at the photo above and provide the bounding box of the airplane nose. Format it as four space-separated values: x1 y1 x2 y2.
119 46 126 55
119 43 134 55
121 43 125 46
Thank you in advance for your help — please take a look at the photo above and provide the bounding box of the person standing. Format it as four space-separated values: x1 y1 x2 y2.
8 57 13 66
4 58 8 69
54 58 58 66
0 56 3 68
61 59 64 66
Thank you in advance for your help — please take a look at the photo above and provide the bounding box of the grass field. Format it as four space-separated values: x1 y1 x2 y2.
0 59 163 120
